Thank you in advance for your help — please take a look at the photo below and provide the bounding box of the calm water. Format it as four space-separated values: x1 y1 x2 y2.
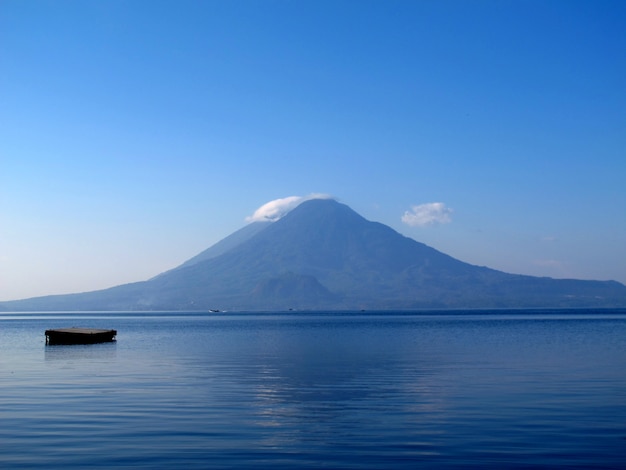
1 310 625 469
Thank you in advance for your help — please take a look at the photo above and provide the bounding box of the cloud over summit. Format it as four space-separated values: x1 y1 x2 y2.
246 194 333 222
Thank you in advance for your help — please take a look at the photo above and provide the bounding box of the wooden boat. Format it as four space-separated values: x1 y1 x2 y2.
45 328 117 345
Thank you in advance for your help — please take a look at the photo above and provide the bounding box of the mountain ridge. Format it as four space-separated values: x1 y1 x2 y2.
2 198 625 311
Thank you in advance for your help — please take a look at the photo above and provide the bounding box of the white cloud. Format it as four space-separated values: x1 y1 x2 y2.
246 193 333 222
401 202 453 227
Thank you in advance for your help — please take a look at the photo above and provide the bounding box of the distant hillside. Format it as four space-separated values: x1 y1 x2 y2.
2 199 625 311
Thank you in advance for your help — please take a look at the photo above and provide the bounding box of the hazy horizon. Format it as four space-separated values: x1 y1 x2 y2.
2 0 625 301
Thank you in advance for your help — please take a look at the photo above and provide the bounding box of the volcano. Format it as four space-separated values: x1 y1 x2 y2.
2 199 625 311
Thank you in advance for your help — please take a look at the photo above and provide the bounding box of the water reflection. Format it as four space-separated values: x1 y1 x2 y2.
2 312 624 468
45 342 118 361
199 317 457 457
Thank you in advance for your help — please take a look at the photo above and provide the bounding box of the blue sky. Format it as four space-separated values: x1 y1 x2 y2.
1 0 625 301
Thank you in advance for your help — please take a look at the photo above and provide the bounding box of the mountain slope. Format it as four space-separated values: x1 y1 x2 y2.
154 220 271 276
2 199 625 311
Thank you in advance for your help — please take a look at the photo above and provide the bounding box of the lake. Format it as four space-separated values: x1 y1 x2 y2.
1 309 625 468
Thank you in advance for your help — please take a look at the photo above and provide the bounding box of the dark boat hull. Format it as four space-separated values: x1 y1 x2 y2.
45 328 117 345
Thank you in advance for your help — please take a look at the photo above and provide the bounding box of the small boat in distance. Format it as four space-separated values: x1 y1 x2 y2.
45 328 117 345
